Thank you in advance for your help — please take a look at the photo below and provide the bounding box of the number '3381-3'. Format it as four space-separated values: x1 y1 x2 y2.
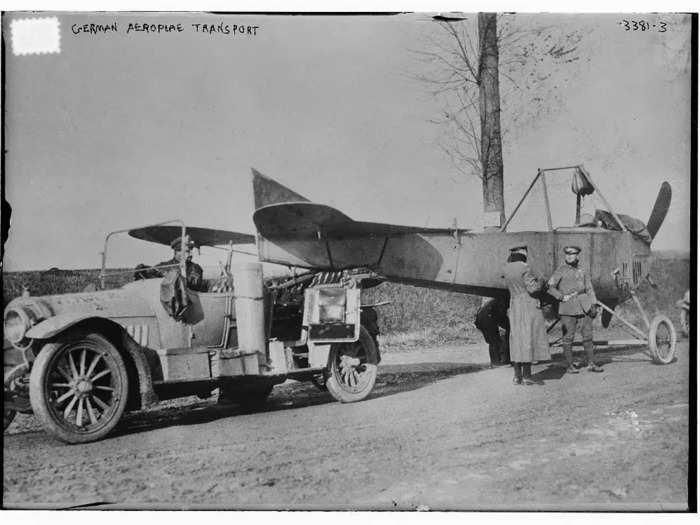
620 19 668 32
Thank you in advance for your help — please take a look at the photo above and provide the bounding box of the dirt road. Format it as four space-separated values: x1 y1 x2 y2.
3 341 690 510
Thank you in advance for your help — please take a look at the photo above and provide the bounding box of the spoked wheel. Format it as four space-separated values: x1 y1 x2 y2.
648 315 677 365
30 333 129 443
326 326 379 403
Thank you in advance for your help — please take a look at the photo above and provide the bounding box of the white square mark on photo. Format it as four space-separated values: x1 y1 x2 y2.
11 17 61 56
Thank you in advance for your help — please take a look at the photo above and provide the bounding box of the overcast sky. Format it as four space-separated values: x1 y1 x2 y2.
2 12 692 272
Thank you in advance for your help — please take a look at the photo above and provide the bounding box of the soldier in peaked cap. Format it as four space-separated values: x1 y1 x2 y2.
502 245 550 385
156 235 206 292
548 245 603 373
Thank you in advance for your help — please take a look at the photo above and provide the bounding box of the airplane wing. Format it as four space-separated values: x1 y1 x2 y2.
251 168 468 238
253 202 465 240
129 225 255 248
251 170 471 286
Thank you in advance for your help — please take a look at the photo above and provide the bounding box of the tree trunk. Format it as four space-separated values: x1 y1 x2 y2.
478 13 505 230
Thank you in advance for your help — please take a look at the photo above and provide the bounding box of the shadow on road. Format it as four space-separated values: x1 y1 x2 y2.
528 345 655 383
530 364 566 383
112 362 488 438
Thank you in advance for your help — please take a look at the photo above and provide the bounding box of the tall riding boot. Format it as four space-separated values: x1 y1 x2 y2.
513 363 523 385
563 345 578 374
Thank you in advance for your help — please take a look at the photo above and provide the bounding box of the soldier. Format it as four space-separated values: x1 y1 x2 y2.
502 246 550 385
157 235 206 292
474 297 510 366
547 245 603 373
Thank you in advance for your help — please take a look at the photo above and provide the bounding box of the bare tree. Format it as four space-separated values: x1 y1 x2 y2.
478 13 504 228
416 13 589 228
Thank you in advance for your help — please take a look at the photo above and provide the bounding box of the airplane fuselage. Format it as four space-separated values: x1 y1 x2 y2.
256 227 650 306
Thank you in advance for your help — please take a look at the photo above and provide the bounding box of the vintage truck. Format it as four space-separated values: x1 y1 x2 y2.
3 223 382 443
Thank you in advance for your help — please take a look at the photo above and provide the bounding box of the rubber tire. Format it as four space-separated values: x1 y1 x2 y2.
4 407 17 431
648 315 677 365
326 326 379 403
30 333 129 444
680 309 689 338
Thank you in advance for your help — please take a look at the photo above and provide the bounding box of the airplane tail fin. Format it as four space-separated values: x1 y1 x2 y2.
646 182 672 241
252 168 310 209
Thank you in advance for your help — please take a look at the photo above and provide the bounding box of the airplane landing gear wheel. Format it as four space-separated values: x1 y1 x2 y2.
648 315 676 364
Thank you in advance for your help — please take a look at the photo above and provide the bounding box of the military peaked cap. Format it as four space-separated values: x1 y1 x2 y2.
564 245 582 254
509 245 528 255
170 235 196 250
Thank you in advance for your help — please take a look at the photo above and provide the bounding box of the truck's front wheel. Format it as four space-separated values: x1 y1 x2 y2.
326 326 378 403
30 333 129 444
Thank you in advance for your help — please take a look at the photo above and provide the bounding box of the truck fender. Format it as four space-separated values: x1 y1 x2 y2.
26 312 98 340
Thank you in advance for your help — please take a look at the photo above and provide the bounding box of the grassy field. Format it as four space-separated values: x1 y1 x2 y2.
2 254 690 348
2 268 133 306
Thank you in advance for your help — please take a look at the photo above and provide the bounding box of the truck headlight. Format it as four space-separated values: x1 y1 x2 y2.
4 301 51 350
4 308 29 345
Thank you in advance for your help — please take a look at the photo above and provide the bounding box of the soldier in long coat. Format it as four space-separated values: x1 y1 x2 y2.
502 246 550 385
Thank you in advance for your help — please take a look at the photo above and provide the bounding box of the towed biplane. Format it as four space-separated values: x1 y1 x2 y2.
252 165 676 364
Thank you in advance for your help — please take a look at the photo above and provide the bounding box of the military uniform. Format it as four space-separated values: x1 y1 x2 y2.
503 246 550 385
548 246 602 372
156 257 206 292
475 297 510 366
155 235 207 292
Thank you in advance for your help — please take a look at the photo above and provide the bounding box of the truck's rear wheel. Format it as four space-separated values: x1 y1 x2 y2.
648 315 677 365
326 326 378 403
30 333 129 443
